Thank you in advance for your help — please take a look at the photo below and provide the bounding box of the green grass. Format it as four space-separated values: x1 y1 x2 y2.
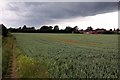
2 35 14 78
15 47 49 78
13 33 118 78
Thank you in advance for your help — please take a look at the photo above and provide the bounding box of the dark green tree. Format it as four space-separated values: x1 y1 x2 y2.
72 26 79 33
0 24 8 37
22 25 27 29
54 25 59 31
86 26 93 31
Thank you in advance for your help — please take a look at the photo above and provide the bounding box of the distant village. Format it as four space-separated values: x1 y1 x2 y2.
1 24 120 36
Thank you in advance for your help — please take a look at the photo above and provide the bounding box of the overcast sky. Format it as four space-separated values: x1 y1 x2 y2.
0 2 118 30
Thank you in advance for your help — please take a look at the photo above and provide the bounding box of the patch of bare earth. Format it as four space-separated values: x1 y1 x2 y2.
11 41 17 79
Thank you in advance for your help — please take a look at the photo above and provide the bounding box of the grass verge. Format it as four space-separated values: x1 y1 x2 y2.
15 47 49 78
2 34 49 78
2 34 15 78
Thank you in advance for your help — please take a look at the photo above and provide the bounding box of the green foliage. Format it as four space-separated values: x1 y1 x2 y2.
16 48 48 78
2 35 14 77
13 33 118 78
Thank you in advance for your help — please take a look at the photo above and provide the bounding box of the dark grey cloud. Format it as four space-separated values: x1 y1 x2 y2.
5 2 118 28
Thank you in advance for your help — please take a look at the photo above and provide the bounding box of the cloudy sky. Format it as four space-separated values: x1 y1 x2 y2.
0 2 118 30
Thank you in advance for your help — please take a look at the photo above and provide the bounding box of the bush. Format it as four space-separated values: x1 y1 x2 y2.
16 54 49 78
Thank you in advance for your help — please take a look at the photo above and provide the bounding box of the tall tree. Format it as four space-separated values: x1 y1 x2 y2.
22 25 27 29
0 24 8 37
86 26 93 31
65 26 73 32
72 26 79 33
48 26 53 31
54 25 59 31
40 25 53 32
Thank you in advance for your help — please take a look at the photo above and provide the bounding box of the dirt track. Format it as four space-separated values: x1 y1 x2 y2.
11 40 17 79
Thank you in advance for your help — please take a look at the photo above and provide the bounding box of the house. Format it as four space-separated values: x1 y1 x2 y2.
83 30 98 34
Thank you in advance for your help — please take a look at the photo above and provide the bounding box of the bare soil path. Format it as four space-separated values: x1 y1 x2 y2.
11 40 17 79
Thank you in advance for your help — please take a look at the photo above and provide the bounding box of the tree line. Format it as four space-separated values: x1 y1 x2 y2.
0 24 120 37
8 25 120 34
8 25 80 33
